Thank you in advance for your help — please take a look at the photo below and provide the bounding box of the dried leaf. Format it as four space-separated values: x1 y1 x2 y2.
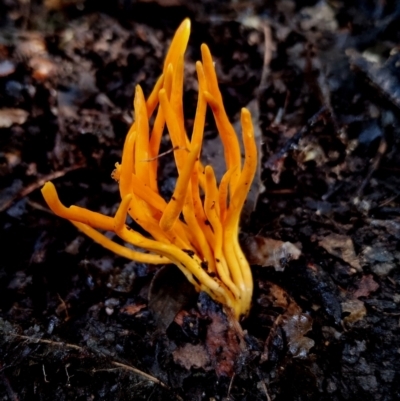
29 56 57 81
360 243 396 276
352 275 379 299
198 294 247 377
242 235 301 271
342 299 367 324
319 233 361 271
173 343 210 370
148 265 196 331
44 0 84 10
0 60 16 77
264 282 301 314
120 303 147 316
0 108 29 128
261 283 314 361
14 32 47 61
282 313 314 358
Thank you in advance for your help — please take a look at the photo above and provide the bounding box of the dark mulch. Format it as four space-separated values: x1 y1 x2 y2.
1 1 400 400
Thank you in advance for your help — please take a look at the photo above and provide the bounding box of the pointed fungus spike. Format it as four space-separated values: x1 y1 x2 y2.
72 221 169 265
159 144 200 232
163 19 191 73
114 194 133 232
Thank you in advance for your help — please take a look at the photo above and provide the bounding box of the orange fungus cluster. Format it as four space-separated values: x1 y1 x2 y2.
42 19 257 319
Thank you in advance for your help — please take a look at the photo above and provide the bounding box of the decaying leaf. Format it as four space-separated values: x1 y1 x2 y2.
44 0 84 10
29 56 57 81
342 299 367 324
120 303 147 316
282 313 314 358
0 60 16 77
318 233 361 271
360 244 396 277
260 282 314 362
148 265 197 331
173 343 210 370
352 274 379 299
0 108 29 128
198 294 247 377
242 235 301 271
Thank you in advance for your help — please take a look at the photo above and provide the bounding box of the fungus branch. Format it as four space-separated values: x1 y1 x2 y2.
41 19 257 319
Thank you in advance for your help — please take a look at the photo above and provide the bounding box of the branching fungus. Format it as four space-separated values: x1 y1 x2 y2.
42 19 257 319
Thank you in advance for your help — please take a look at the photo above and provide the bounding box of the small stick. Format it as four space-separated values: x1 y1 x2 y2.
0 164 83 212
8 333 181 399
140 146 189 162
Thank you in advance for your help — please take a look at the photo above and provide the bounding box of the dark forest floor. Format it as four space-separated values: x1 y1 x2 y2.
1 1 400 400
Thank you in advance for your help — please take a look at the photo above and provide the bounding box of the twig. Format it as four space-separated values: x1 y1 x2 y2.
258 21 274 93
9 333 83 351
65 364 72 387
8 333 182 400
355 136 387 199
42 365 49 383
112 362 183 400
57 293 70 321
256 367 272 401
259 380 272 401
0 164 83 212
140 146 189 162
111 363 160 385
227 373 235 399
377 194 399 208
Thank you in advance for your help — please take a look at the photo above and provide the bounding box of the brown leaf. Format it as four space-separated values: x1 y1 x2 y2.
281 313 314 358
0 109 29 128
198 295 247 377
148 265 196 331
206 312 246 376
267 282 301 313
44 0 84 10
136 0 182 6
242 235 301 271
15 32 47 59
120 303 147 316
261 282 314 361
173 343 210 370
319 233 361 271
29 56 57 81
352 274 379 299
342 300 367 324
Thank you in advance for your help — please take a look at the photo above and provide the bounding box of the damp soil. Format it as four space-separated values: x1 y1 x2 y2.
1 1 400 400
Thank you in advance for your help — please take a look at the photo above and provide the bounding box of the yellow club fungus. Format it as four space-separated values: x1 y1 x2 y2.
41 19 258 319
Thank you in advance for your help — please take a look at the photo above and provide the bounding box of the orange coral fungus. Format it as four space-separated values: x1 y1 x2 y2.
41 19 257 319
